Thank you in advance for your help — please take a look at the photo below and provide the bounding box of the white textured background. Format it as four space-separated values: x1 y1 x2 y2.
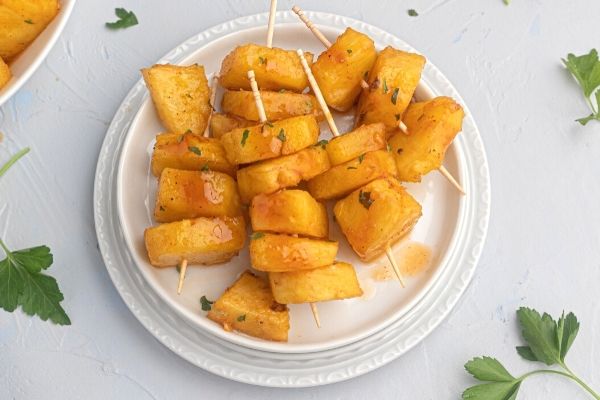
1 0 600 398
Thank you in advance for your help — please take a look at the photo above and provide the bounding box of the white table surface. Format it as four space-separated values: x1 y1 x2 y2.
1 0 599 398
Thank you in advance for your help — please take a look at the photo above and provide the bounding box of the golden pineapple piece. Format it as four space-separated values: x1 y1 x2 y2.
389 96 465 182
221 90 324 122
334 178 422 261
250 190 328 238
154 168 241 222
312 28 377 112
250 233 338 272
0 56 10 89
307 150 397 201
219 44 314 92
142 64 211 135
356 47 426 132
237 145 330 204
144 216 246 267
209 113 254 139
151 132 236 177
326 123 387 166
208 271 289 342
220 115 319 165
0 0 60 60
269 262 363 304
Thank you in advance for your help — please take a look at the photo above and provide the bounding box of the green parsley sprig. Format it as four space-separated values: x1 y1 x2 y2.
463 307 599 399
105 8 138 30
563 49 600 125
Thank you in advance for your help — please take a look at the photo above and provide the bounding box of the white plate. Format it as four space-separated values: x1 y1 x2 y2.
0 0 76 107
95 10 490 386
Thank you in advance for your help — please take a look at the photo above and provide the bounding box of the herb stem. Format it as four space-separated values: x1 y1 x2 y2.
0 147 30 179
561 363 600 400
518 368 600 400
0 238 11 257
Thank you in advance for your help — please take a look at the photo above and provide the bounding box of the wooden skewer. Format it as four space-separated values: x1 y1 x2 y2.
266 0 278 48
297 48 406 288
397 122 465 195
247 68 321 327
177 259 188 295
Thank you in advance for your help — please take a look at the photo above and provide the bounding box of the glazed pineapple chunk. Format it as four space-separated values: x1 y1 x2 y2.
0 57 10 89
208 271 289 342
237 145 330 204
326 123 387 166
220 115 319 165
356 47 426 132
219 44 314 92
269 262 363 304
250 233 338 272
250 190 328 238
0 0 60 60
144 216 246 267
142 64 211 135
151 132 236 177
307 150 397 201
209 113 254 139
334 178 422 261
312 28 377 112
389 96 464 182
222 90 323 122
154 168 241 222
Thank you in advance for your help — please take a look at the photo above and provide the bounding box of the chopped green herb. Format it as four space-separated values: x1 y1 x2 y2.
277 129 286 142
24 19 34 24
0 240 70 325
265 121 274 128
315 139 328 149
562 49 600 125
201 164 210 172
177 135 184 143
259 56 267 64
237 314 246 322
386 143 392 152
251 232 265 240
105 8 138 30
188 146 202 156
159 206 165 211
200 296 213 311
241 129 250 146
407 9 419 17
347 166 358 170
391 88 400 105
383 78 389 94
185 129 192 134
358 190 373 209
395 114 401 121
358 153 365 163
363 71 369 79
347 49 353 54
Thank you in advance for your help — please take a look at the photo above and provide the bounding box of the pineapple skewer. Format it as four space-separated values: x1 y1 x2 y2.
292 7 464 195
246 69 322 327
297 48 406 287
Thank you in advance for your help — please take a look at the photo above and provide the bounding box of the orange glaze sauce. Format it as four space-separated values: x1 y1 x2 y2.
371 242 432 281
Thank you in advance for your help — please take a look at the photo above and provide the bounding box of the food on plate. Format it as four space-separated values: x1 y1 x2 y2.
221 89 323 122
0 0 60 60
356 47 426 132
311 27 377 112
208 271 289 342
389 96 465 182
209 113 254 139
220 115 319 165
269 262 363 304
142 64 211 135
307 150 397 200
0 57 10 88
334 178 422 261
144 216 246 267
219 44 314 92
236 145 330 204
325 122 386 166
250 233 338 272
249 189 328 238
154 168 241 222
151 132 236 177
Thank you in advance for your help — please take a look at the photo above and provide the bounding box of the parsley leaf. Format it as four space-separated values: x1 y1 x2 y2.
251 232 265 240
517 307 560 365
358 153 365 163
315 139 328 149
407 9 419 17
237 314 246 322
105 8 138 30
391 88 400 105
200 295 213 311
358 190 373 209
24 19 34 24
201 164 210 172
0 240 70 325
562 49 600 125
241 129 250 147
463 382 521 400
188 146 202 156
383 78 388 94
347 49 353 54
465 357 515 382
277 128 286 142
